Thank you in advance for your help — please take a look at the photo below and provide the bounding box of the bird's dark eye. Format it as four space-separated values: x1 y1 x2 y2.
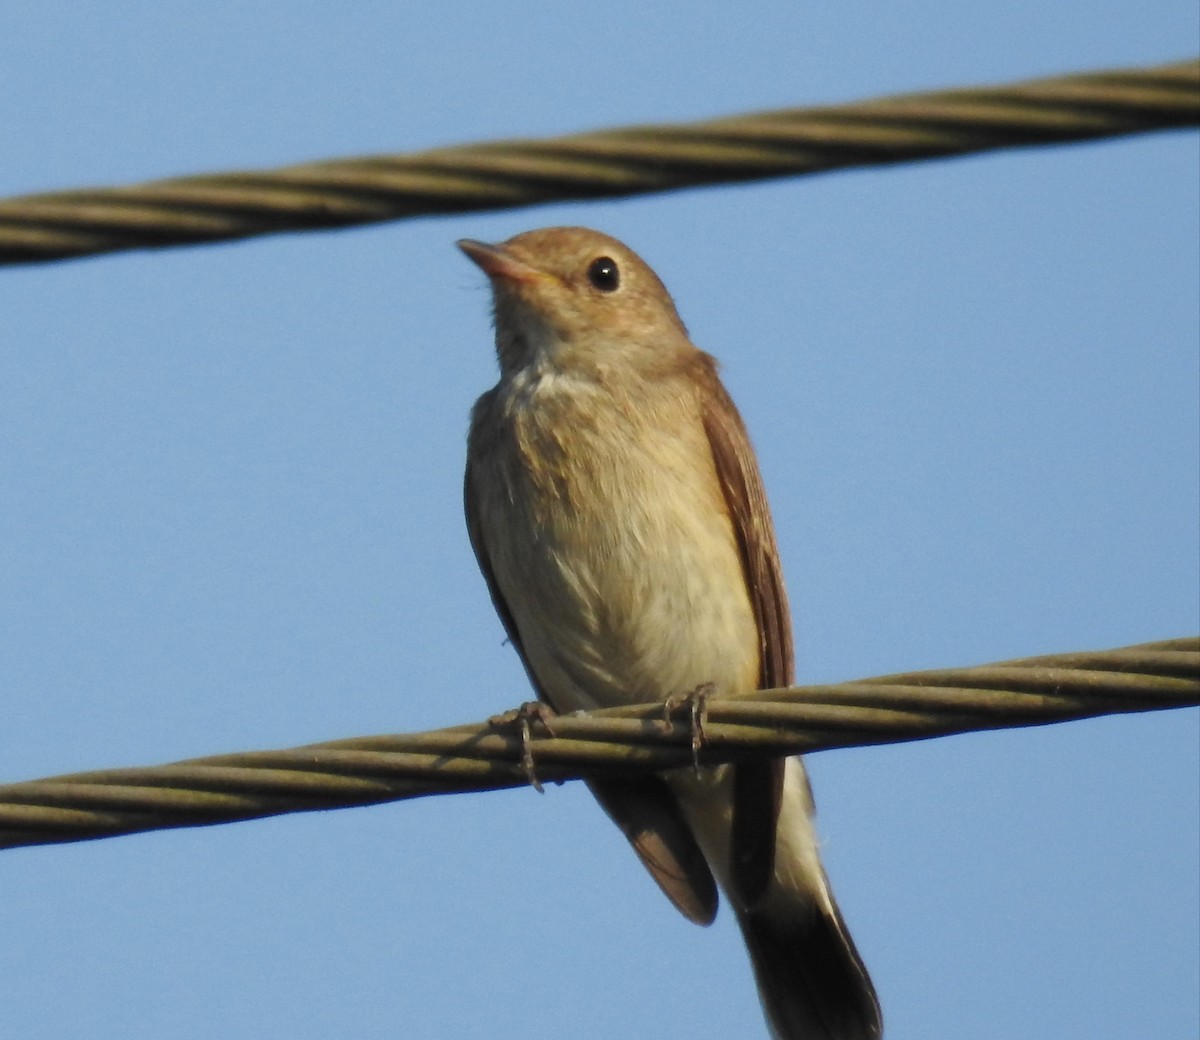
586 256 620 292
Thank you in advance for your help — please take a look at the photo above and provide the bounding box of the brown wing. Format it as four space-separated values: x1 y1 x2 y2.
464 434 718 925
584 775 718 925
698 356 794 907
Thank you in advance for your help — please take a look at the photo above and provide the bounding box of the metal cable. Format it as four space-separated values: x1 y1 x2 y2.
1 638 1195 851
1 59 1196 266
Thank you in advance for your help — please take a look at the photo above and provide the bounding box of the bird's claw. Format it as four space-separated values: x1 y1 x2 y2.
489 700 557 793
663 682 714 774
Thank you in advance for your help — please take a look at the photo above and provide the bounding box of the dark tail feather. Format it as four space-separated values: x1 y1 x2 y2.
737 898 881 1040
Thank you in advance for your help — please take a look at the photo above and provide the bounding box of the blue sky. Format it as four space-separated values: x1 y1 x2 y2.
2 5 1197 1039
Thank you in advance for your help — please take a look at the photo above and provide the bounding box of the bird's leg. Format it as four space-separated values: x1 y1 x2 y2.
663 682 714 774
489 700 557 793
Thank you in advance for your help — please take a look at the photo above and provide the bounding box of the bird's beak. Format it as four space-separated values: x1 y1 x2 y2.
457 239 547 286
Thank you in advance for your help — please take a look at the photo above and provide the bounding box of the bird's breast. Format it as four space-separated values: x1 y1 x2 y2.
474 371 760 712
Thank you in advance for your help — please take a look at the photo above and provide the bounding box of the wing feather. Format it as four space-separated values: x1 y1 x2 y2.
697 357 794 907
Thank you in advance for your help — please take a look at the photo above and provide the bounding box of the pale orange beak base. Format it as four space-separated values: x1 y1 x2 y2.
457 239 545 285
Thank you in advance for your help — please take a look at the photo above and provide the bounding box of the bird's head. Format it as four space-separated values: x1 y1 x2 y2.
458 226 694 379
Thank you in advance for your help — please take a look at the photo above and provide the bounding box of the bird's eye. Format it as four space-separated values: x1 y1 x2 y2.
586 256 620 292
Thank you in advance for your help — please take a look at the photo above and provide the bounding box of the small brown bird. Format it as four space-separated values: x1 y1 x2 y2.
460 226 880 1040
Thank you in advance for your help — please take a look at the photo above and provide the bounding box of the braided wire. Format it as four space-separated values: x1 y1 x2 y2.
1 638 1195 851
1 59 1196 266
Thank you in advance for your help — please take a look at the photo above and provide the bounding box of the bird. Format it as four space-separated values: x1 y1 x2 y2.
460 226 881 1039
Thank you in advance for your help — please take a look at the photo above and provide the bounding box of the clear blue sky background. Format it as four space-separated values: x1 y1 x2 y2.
2 5 1197 1039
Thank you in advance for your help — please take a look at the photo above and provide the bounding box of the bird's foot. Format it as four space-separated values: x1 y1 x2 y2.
489 700 557 793
663 682 714 774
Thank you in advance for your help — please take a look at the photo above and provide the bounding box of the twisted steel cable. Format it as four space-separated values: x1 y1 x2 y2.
1 59 1196 266
1 638 1195 851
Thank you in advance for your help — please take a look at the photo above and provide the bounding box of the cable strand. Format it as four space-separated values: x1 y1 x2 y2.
1 59 1196 265
1 638 1195 851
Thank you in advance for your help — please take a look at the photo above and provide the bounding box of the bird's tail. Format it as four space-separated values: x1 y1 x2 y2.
736 888 880 1040
668 757 881 1038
